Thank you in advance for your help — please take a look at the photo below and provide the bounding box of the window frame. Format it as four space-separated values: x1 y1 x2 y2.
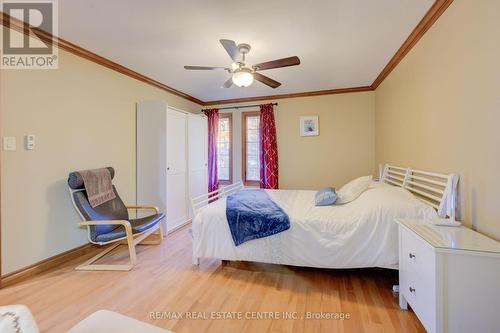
241 111 261 187
217 113 233 185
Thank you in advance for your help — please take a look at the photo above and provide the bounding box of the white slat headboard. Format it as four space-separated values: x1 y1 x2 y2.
381 164 458 219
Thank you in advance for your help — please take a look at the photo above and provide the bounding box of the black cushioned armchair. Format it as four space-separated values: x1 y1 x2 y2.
68 167 165 271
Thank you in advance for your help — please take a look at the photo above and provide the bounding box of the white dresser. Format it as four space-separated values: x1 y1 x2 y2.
396 219 500 333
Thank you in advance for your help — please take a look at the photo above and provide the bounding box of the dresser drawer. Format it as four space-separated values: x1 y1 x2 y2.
399 226 437 333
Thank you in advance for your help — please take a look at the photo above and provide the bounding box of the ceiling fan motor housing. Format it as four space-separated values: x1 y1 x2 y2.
237 43 251 54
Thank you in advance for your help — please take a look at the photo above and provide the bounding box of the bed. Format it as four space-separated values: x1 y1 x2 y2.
191 164 458 269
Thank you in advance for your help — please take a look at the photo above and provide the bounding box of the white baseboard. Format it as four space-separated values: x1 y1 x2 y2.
167 219 192 234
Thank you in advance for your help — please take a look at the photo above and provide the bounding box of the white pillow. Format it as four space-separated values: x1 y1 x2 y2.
336 175 373 204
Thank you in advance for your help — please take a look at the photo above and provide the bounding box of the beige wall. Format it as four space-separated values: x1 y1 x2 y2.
0 35 200 274
216 91 375 190
375 0 500 239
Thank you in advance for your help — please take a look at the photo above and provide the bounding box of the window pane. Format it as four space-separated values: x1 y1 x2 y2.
217 142 229 153
245 115 260 182
217 116 231 181
247 155 259 168
247 167 260 181
217 155 229 168
247 142 258 156
247 129 259 142
219 119 229 131
219 167 229 180
247 117 259 130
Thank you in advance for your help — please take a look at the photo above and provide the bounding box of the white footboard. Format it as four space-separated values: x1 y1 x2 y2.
190 181 244 216
190 181 244 265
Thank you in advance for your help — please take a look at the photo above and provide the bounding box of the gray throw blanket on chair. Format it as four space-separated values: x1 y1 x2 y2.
78 168 116 207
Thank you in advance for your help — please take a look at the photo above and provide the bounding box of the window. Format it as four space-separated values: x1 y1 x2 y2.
242 112 260 186
217 113 232 184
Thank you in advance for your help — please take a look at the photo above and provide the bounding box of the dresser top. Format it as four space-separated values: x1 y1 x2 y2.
396 219 500 255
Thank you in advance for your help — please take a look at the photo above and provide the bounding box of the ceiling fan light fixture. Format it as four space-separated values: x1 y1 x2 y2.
232 68 254 87
230 62 240 71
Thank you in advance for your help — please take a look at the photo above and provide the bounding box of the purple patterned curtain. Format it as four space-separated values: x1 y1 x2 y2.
259 103 279 189
203 108 219 192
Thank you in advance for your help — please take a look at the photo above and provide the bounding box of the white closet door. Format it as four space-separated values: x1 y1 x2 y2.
166 109 188 231
188 115 208 218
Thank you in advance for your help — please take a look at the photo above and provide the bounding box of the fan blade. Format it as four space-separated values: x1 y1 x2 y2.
219 39 239 62
254 56 300 71
222 77 233 88
184 66 228 70
254 72 281 88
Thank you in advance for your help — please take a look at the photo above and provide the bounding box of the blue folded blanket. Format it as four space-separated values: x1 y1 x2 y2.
226 189 290 246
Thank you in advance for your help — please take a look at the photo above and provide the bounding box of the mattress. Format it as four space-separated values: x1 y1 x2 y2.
192 182 437 269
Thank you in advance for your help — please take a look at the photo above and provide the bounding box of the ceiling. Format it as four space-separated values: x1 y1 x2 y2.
57 0 434 102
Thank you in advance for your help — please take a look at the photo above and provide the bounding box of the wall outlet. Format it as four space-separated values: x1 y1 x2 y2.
3 136 16 151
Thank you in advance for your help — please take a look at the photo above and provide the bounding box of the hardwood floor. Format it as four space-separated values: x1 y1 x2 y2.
0 225 425 333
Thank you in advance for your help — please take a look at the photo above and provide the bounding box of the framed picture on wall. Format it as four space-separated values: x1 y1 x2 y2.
300 116 319 136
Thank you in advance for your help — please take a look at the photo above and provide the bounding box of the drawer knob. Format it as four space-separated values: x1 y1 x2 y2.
409 286 416 293
409 253 416 259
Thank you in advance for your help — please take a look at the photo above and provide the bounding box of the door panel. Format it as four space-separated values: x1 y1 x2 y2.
188 116 208 218
189 171 207 201
167 110 186 175
189 116 207 172
166 173 187 230
166 109 188 231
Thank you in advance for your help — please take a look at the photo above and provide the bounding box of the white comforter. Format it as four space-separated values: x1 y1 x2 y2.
192 182 437 269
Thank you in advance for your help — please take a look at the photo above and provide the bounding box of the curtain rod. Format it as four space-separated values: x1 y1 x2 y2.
208 102 278 111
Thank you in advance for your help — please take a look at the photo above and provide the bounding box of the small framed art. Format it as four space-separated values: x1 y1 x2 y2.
300 116 319 136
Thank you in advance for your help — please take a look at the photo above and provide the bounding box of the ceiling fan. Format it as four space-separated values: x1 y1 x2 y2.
184 39 300 89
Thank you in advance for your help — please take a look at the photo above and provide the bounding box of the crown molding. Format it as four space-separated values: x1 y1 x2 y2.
0 12 204 105
371 0 453 89
0 0 453 106
203 86 374 106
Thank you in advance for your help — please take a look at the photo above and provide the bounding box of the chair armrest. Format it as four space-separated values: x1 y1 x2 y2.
125 205 160 214
79 220 130 226
79 220 133 235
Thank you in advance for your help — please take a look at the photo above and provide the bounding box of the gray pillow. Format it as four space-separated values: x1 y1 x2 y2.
315 187 337 206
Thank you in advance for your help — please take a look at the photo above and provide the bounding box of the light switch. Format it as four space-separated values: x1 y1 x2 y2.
25 134 35 150
3 136 16 151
